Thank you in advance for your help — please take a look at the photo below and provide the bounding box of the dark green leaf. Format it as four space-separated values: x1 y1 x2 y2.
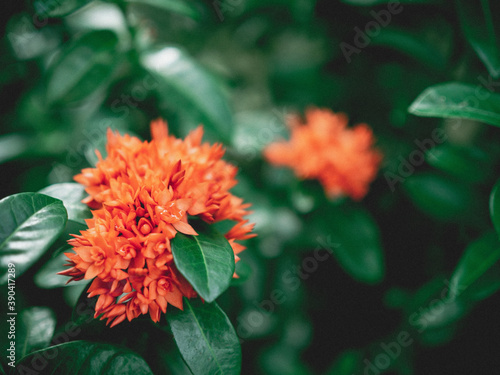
16 341 153 374
418 323 459 347
449 231 500 299
455 261 500 302
140 47 233 142
31 0 94 17
232 110 288 160
171 223 235 302
426 144 492 183
409 82 500 127
230 260 252 286
490 178 500 236
125 0 201 19
259 343 311 375
39 183 92 225
71 282 96 327
45 30 120 105
167 298 241 375
34 250 88 288
16 307 56 359
372 29 446 71
341 0 439 4
143 326 192 375
0 193 67 284
325 350 363 375
64 283 90 308
0 134 29 164
80 110 141 166
315 204 385 284
457 0 500 78
403 172 481 222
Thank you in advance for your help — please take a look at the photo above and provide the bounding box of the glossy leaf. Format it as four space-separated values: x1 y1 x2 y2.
34 250 88 288
490 178 500 236
171 223 235 302
140 47 233 141
64 282 91 308
426 144 492 183
31 0 94 17
448 231 500 299
16 341 153 374
409 82 500 127
0 193 67 284
45 30 120 105
167 298 241 375
16 307 57 358
316 204 385 284
125 0 200 19
39 183 92 225
404 172 480 222
457 0 500 78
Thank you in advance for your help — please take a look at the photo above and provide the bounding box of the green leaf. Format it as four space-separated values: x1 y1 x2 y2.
140 47 233 142
449 231 500 299
171 223 235 302
230 260 252 286
39 183 92 225
166 298 241 375
372 29 446 71
45 30 120 105
259 343 311 375
16 307 57 359
409 82 500 127
31 0 94 17
325 350 363 375
81 111 140 166
125 0 201 19
0 193 67 284
426 144 492 183
455 261 500 302
71 282 99 327
315 204 385 284
341 0 439 4
457 0 500 78
232 110 288 160
16 341 154 374
490 178 500 236
0 134 29 164
64 282 91 308
403 172 481 222
34 250 89 288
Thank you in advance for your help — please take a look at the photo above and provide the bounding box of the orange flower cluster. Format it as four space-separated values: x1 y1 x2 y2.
60 120 255 326
264 108 382 201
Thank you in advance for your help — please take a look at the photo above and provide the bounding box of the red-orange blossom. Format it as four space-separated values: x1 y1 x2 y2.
264 108 382 200
60 120 255 327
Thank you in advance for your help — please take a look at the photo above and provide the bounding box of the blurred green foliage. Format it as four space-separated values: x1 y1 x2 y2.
2 0 500 374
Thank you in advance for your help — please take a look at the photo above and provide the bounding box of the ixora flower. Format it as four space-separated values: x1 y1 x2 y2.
60 120 255 327
264 107 382 201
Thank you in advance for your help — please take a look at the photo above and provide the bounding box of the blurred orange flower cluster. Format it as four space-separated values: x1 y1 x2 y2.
264 108 382 200
60 120 255 326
